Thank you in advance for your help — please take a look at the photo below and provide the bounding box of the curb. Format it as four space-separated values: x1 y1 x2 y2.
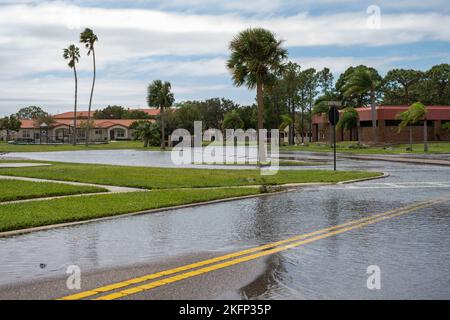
0 173 387 238
342 155 450 167
338 172 390 184
0 188 288 238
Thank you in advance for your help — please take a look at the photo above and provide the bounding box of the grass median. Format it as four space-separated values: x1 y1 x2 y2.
281 141 450 154
0 141 162 153
0 179 106 202
0 188 261 232
0 162 381 189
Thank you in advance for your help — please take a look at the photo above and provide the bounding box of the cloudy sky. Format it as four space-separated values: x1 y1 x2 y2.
0 0 449 116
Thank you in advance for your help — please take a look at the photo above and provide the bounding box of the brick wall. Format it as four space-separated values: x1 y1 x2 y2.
313 120 450 144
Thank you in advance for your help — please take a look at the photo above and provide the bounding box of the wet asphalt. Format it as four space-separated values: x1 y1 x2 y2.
0 151 449 300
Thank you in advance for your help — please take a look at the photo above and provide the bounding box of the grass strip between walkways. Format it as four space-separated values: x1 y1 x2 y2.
0 161 381 189
0 179 106 202
0 141 160 152
281 141 450 154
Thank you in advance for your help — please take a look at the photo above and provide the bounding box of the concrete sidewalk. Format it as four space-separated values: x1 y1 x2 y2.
0 174 144 193
343 154 450 166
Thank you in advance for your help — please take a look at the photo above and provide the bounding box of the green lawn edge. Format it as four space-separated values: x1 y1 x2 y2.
0 179 107 202
0 141 165 153
0 188 261 233
0 161 381 189
280 141 450 155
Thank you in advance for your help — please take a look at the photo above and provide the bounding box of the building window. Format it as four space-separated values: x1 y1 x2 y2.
77 130 86 138
95 129 102 135
116 129 125 138
385 120 402 127
360 121 378 127
56 129 69 137
22 130 31 138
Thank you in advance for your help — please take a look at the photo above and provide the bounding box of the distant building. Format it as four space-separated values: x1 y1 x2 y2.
15 109 159 144
311 105 450 144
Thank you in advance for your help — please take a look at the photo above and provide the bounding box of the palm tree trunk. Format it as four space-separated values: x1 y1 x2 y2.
289 97 295 145
256 82 265 163
424 119 429 152
370 91 378 145
409 125 413 151
357 120 362 144
301 107 305 143
73 65 78 146
309 103 313 143
86 47 96 147
160 106 165 150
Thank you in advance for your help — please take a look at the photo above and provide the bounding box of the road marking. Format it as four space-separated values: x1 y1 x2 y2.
59 196 450 300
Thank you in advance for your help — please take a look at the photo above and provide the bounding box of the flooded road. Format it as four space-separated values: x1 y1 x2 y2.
0 153 449 299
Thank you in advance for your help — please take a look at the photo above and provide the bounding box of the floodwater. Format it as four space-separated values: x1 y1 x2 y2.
6 149 261 169
0 152 449 299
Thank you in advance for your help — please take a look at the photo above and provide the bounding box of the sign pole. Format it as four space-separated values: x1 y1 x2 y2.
333 123 337 171
327 101 341 172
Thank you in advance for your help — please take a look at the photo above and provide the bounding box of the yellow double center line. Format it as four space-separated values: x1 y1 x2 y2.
60 196 450 300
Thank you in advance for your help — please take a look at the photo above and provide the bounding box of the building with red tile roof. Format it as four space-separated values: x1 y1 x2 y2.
311 105 450 144
16 111 155 144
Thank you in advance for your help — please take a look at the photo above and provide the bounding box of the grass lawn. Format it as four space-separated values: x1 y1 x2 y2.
0 179 106 202
0 140 165 153
0 188 261 232
0 162 381 189
281 141 450 154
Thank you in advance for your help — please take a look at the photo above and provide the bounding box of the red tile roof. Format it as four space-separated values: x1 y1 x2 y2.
19 119 37 129
312 106 450 124
20 119 153 129
138 108 161 116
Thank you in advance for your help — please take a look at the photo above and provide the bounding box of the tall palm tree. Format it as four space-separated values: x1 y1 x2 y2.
80 28 98 146
227 28 287 162
343 69 381 144
63 45 80 145
147 80 175 150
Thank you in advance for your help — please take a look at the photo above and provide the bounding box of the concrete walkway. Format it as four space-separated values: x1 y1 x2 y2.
0 175 144 193
0 175 147 205
343 154 450 166
0 163 52 168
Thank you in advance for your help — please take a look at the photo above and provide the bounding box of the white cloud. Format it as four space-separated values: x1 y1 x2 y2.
0 75 235 115
0 2 449 115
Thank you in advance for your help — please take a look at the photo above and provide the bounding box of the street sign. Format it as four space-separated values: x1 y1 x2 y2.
325 101 342 172
328 106 340 126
